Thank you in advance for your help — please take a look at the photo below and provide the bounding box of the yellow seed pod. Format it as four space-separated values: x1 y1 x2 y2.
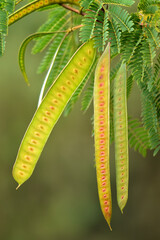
114 62 129 213
12 40 96 188
94 43 112 230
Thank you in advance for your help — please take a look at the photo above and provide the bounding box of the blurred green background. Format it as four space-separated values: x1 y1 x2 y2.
0 1 160 239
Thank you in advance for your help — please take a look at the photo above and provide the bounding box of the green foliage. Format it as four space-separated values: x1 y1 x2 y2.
43 34 75 89
0 10 7 35
110 61 121 81
93 9 109 52
139 58 160 156
153 53 160 84
0 33 5 56
141 93 160 155
81 76 94 112
80 0 94 9
138 0 159 14
80 0 135 8
138 0 160 32
108 5 134 32
128 117 150 157
80 2 104 49
3 0 160 157
32 8 68 54
31 6 82 91
0 0 15 15
0 0 15 55
121 19 160 86
37 32 66 74
141 37 156 67
80 2 134 52
103 0 135 7
121 27 143 63
108 18 121 56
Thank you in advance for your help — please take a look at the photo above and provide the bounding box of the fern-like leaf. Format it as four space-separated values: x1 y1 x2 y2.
128 43 144 83
127 74 134 98
36 11 77 75
103 0 135 7
45 35 75 88
108 5 134 32
138 0 159 14
121 28 143 63
0 10 7 35
0 33 5 56
81 76 94 112
110 61 121 81
32 8 68 54
144 26 160 48
37 32 66 74
93 9 109 51
128 117 150 157
141 93 160 153
0 0 15 55
153 53 160 84
141 37 156 67
108 18 121 56
4 0 15 14
80 2 103 43
37 32 68 107
80 0 94 9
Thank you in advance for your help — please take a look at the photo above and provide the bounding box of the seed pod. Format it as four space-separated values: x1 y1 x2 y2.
8 0 80 25
113 62 129 213
12 40 96 188
94 43 112 230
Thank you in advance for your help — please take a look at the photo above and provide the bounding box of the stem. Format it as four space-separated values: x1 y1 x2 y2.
61 4 85 16
16 0 24 5
71 24 83 31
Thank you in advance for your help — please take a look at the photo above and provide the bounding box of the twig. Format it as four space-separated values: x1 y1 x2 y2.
61 4 85 16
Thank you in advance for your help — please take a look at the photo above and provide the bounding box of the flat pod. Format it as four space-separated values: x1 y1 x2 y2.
113 62 129 213
12 39 96 188
94 43 112 230
8 0 80 25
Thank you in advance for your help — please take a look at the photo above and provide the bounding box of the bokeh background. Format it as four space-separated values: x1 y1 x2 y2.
0 1 160 239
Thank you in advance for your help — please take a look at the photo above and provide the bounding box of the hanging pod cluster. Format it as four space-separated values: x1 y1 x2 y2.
93 43 129 229
12 39 129 229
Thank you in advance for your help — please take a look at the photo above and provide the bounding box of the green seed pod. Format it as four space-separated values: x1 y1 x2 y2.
12 40 96 188
94 43 112 230
8 0 80 25
113 62 129 213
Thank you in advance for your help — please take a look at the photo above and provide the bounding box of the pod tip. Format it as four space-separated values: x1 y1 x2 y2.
108 223 112 231
16 184 21 190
